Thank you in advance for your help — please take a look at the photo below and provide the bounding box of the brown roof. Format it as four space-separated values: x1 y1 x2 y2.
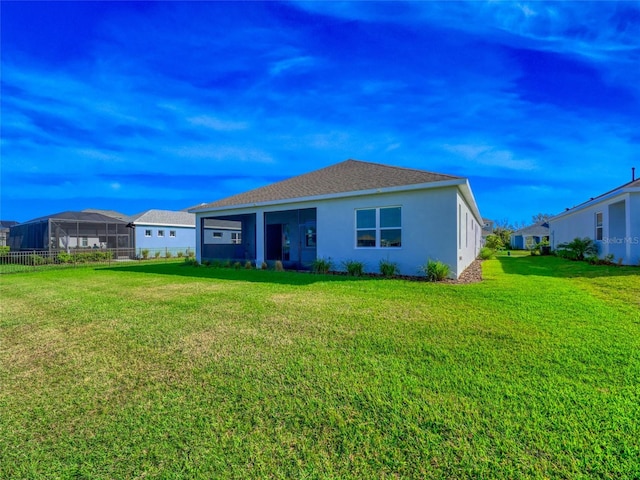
196 159 461 209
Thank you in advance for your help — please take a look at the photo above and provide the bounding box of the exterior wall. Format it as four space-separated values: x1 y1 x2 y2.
550 192 639 265
455 191 482 277
135 224 195 252
195 185 482 278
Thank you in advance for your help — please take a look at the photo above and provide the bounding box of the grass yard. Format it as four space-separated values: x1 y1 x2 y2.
1 256 639 479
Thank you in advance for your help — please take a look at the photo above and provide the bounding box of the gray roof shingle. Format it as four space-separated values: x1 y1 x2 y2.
195 159 461 210
128 209 195 227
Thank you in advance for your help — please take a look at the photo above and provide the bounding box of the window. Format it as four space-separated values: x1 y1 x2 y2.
158 230 164 237
458 205 462 249
212 231 223 238
356 206 401 248
305 225 316 247
231 232 242 244
145 229 152 237
595 212 603 241
169 230 176 238
81 237 88 247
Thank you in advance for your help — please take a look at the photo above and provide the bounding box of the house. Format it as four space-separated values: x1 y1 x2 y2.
8 211 134 252
510 221 549 250
128 209 196 256
549 177 640 265
190 159 483 278
127 209 241 257
0 220 19 247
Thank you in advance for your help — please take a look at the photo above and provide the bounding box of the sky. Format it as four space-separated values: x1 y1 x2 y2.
1 1 639 224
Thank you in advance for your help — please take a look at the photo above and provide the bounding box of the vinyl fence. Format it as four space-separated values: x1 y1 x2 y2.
0 247 194 274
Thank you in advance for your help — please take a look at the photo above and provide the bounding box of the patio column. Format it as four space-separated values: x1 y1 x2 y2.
255 210 265 267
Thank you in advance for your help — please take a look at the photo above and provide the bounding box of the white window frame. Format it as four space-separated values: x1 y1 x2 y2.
169 230 176 238
145 229 152 237
212 231 223 238
595 212 603 241
157 230 165 238
231 232 242 244
355 206 402 249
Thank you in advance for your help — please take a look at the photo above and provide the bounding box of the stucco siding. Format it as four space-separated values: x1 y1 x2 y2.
550 192 639 265
135 225 195 251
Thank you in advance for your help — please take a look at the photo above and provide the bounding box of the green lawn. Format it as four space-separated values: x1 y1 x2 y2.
1 257 639 479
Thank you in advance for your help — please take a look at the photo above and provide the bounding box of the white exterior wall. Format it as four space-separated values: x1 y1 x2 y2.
315 187 460 277
455 191 482 276
195 184 483 278
550 191 639 265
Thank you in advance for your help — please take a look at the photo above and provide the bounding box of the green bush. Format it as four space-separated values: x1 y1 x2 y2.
57 252 73 264
379 259 398 278
177 251 184 258
154 251 161 259
485 234 504 250
165 251 173 259
420 259 451 282
556 237 598 261
274 260 285 272
233 261 242 269
342 259 365 276
141 249 150 259
311 257 332 274
244 260 253 269
261 262 268 270
478 247 494 260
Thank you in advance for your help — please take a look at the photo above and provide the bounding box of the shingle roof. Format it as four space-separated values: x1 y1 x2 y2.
24 211 130 224
512 221 549 237
82 209 129 220
196 159 461 209
128 209 195 227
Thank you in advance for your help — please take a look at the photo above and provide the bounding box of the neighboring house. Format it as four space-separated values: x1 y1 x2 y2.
128 209 241 255
0 221 19 247
8 211 133 252
190 159 483 278
128 209 196 254
481 218 494 241
549 177 640 265
510 221 549 249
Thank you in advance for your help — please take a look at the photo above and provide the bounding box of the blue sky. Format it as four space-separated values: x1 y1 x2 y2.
2 1 639 224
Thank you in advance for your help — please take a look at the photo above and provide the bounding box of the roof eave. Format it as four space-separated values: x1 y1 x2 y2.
550 186 639 221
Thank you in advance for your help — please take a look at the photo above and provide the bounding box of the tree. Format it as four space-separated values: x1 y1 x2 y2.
531 213 552 224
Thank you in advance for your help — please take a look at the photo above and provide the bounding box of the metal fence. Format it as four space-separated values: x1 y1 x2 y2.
0 247 194 274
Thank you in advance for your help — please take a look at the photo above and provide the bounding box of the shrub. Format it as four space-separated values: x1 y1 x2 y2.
556 237 598 261
342 259 365 276
177 251 184 258
311 257 332 274
485 234 504 250
154 251 161 259
187 249 195 259
29 254 46 265
183 258 199 267
203 260 211 267
244 260 253 269
233 261 242 269
478 247 494 260
0 246 9 255
223 260 232 268
379 258 398 278
274 260 285 272
420 259 451 282
261 261 268 270
57 252 73 264
165 251 173 259
141 249 150 259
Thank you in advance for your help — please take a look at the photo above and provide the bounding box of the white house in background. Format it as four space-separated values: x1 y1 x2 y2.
549 177 640 265
190 159 483 278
